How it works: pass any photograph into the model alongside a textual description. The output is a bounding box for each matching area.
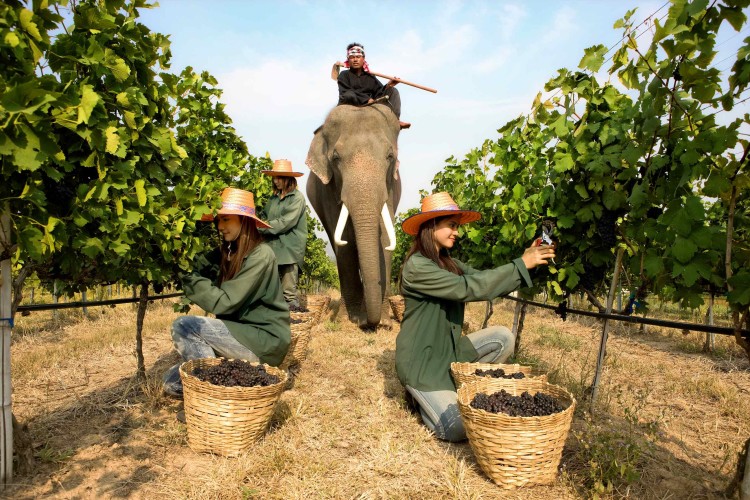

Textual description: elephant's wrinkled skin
[306,104,401,327]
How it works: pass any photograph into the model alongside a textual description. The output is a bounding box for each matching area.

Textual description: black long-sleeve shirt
[337,69,386,106]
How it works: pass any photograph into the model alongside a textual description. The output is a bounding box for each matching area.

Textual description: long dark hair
[273,176,297,197]
[403,215,463,277]
[219,216,263,283]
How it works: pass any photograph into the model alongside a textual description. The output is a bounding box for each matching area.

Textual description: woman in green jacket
[395,192,555,441]
[259,159,308,309]
[162,187,291,398]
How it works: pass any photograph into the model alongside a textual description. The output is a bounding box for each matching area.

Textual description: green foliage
[425,0,750,330]
[390,207,419,288]
[1,0,271,297]
[300,210,338,291]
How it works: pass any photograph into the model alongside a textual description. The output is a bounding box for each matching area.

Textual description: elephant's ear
[305,128,331,184]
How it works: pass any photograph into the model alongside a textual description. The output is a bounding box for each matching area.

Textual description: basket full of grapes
[450,362,546,388]
[179,358,287,456]
[457,378,576,489]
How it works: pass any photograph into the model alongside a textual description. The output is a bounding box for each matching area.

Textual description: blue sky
[137,0,741,219]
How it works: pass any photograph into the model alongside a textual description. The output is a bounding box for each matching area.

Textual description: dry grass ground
[3,294,749,499]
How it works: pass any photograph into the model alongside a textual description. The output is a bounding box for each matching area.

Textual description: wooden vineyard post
[512,296,527,355]
[589,247,624,410]
[0,207,13,487]
[704,293,715,353]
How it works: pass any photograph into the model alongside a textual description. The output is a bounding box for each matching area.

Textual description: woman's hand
[521,243,556,269]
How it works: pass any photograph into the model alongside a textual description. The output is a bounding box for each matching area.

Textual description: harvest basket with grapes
[179,358,287,456]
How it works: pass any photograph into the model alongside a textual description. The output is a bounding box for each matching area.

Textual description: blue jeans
[405,325,515,442]
[162,315,260,397]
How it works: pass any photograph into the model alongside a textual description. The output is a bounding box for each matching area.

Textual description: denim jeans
[279,263,299,308]
[162,315,260,397]
[406,325,515,442]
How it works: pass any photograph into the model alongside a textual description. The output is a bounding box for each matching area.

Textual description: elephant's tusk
[382,204,396,251]
[334,204,350,247]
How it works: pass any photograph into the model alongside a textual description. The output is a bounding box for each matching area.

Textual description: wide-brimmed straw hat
[401,192,481,236]
[199,188,271,228]
[261,159,304,177]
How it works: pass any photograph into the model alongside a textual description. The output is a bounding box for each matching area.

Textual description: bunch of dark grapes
[596,210,618,248]
[474,368,525,379]
[192,359,279,387]
[470,389,565,417]
[289,305,309,313]
[579,261,605,292]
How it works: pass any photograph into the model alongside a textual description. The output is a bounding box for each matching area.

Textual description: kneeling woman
[395,192,555,442]
[163,188,291,397]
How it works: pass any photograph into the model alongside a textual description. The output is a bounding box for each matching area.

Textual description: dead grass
[4,294,749,499]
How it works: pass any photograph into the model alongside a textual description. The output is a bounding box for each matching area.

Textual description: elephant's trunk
[347,203,386,326]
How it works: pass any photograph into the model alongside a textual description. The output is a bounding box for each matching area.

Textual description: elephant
[305,103,401,328]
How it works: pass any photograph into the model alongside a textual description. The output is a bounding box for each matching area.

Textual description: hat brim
[402,210,481,236]
[261,170,304,177]
[199,210,272,229]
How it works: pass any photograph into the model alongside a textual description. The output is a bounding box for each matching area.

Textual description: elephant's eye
[331,151,340,163]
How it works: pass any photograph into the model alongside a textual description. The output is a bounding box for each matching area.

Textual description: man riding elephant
[337,42,411,130]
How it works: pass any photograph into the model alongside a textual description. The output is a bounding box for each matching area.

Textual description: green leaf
[135,179,147,207]
[672,236,698,263]
[105,126,119,154]
[574,184,590,200]
[81,237,104,258]
[728,273,750,306]
[579,44,607,72]
[553,152,575,172]
[19,9,43,42]
[121,210,142,226]
[644,253,664,276]
[5,32,20,47]
[19,226,44,260]
[78,85,100,124]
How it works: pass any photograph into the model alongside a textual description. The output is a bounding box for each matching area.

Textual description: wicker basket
[179,358,287,456]
[450,362,547,388]
[305,295,331,322]
[290,311,315,323]
[457,378,576,489]
[388,295,405,322]
[280,320,313,369]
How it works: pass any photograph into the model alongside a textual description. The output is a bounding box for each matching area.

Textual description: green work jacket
[181,244,291,366]
[395,252,533,392]
[259,189,307,268]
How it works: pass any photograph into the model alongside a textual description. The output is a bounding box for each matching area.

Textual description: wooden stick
[332,62,437,93]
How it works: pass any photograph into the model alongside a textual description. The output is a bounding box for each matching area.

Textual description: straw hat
[200,188,271,228]
[401,192,481,236]
[261,159,304,177]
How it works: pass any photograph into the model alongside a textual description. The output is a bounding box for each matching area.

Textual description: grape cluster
[474,368,525,379]
[289,305,309,313]
[579,261,605,292]
[596,210,618,248]
[470,389,565,417]
[192,359,280,387]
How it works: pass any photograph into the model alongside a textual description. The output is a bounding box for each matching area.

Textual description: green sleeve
[259,194,305,235]
[182,247,274,315]
[402,255,532,302]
